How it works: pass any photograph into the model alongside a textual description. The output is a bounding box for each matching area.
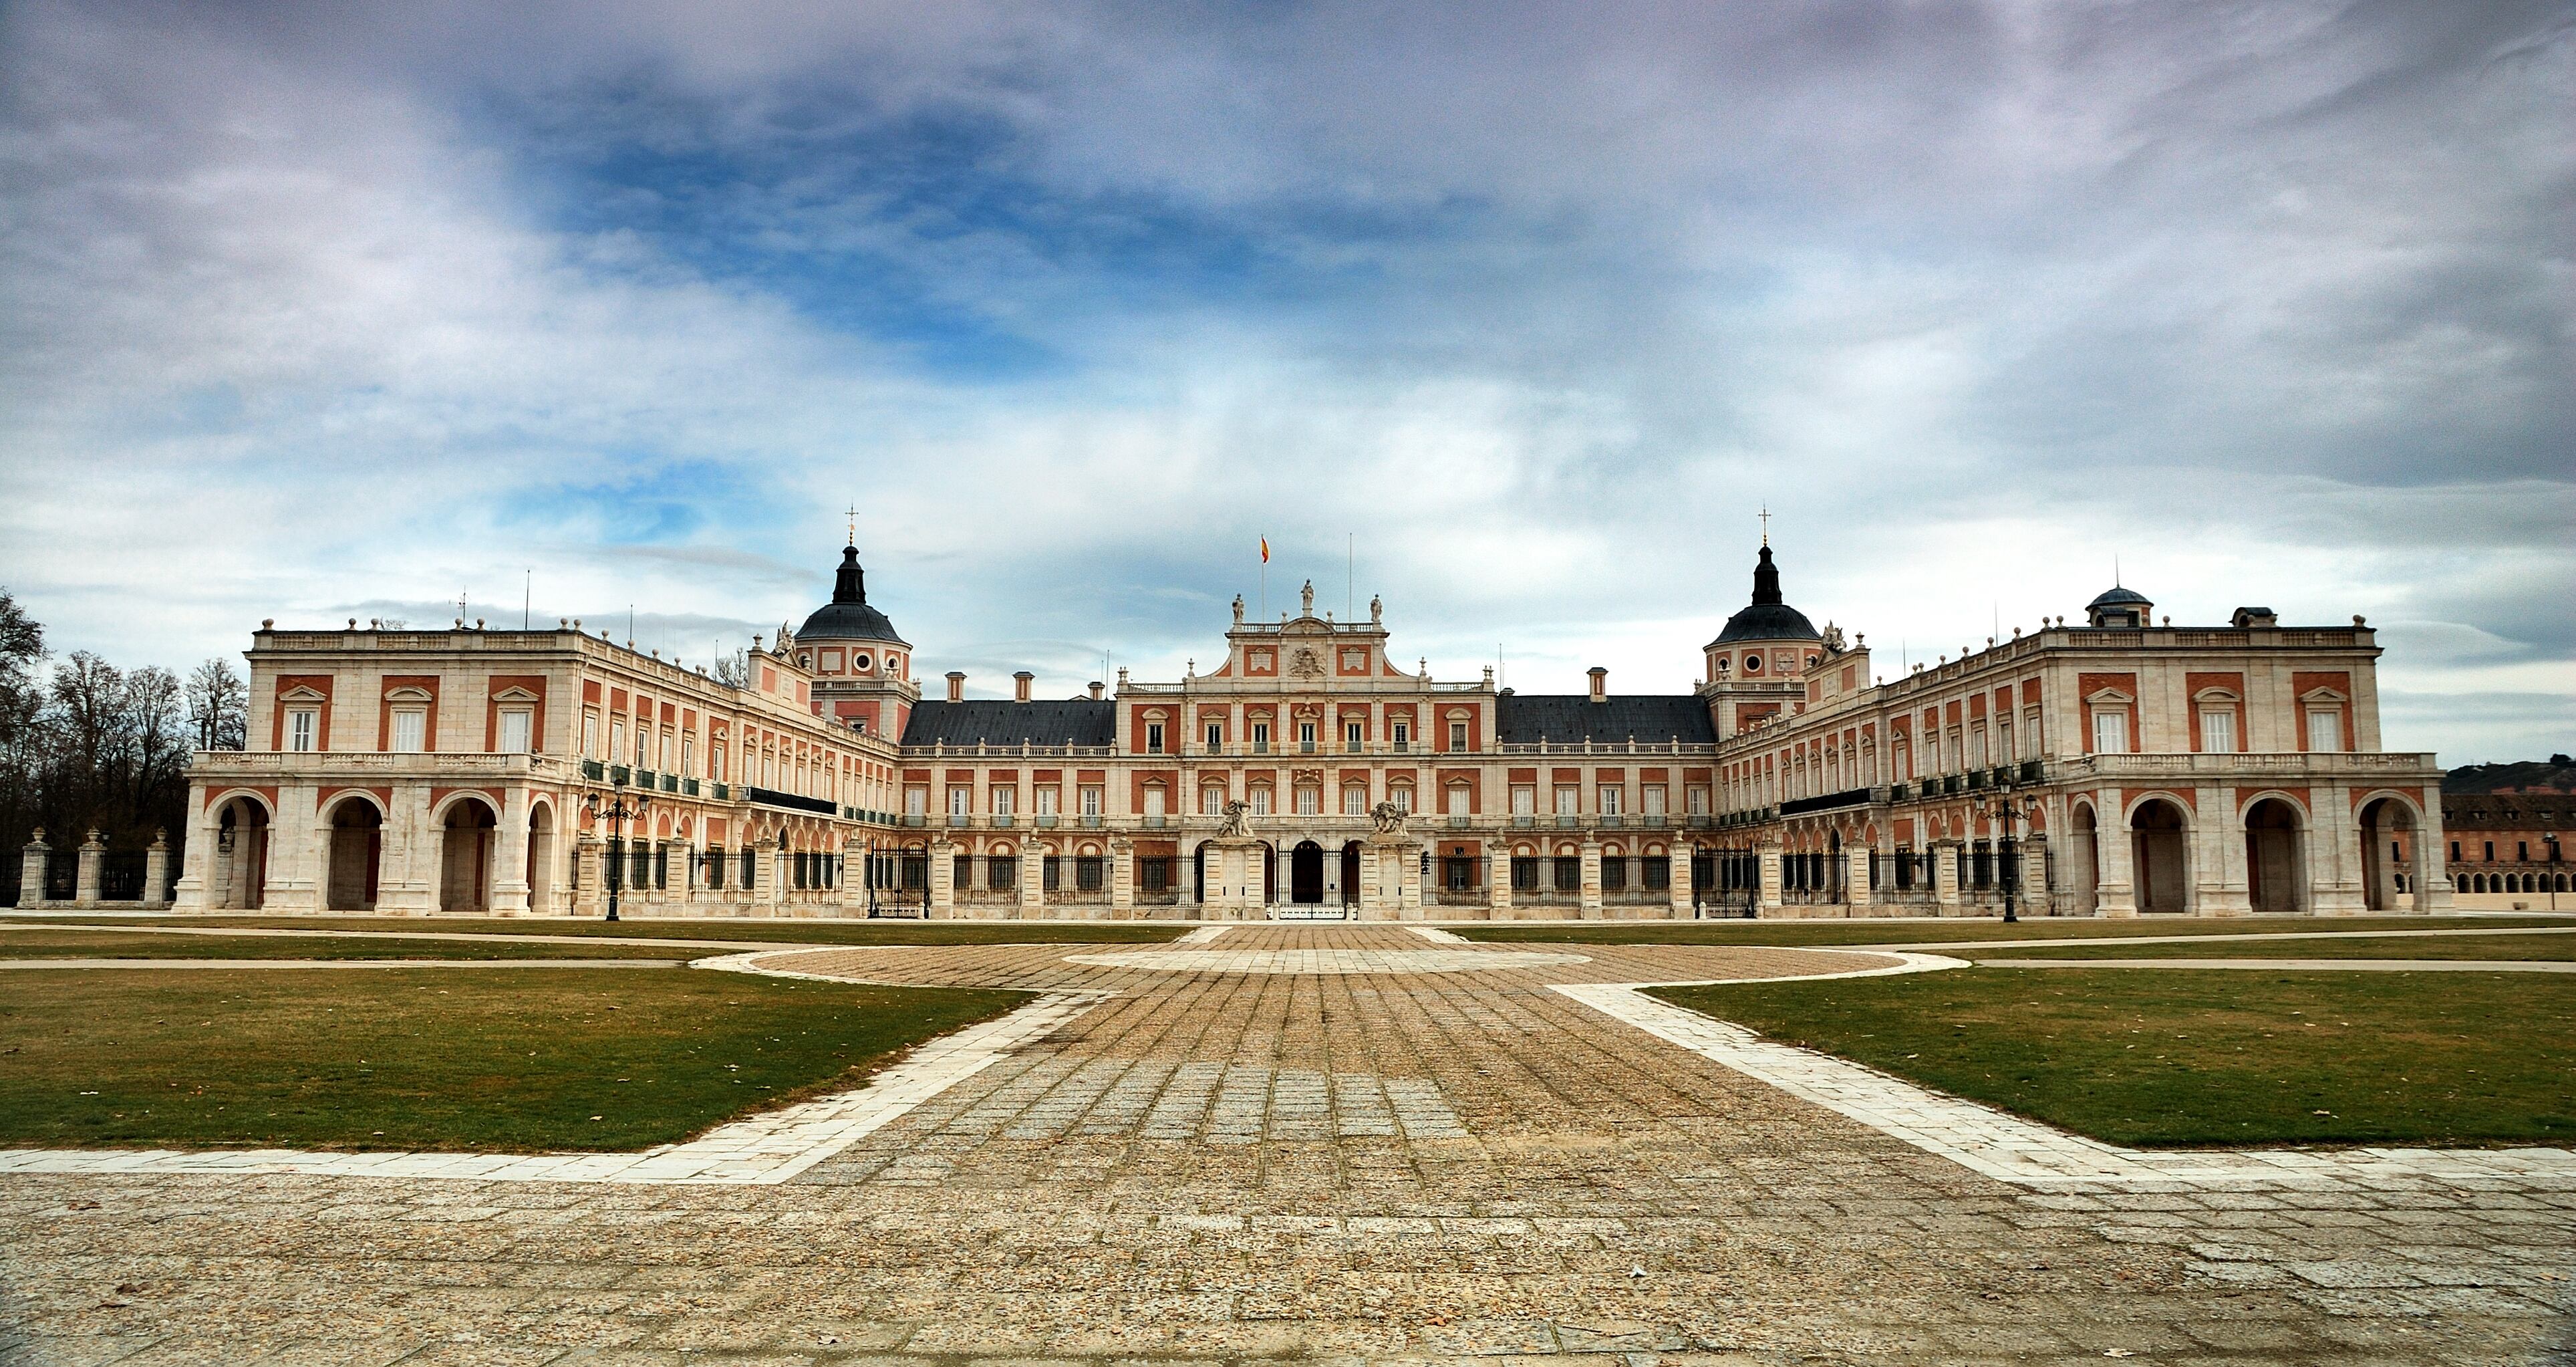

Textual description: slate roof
[900,699,1117,748]
[798,545,907,645]
[1497,694,1716,746]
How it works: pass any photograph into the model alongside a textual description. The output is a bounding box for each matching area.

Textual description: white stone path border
[0,956,1107,1186]
[1558,972,2576,1187]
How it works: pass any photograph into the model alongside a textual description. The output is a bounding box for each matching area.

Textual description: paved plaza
[3,926,2572,1365]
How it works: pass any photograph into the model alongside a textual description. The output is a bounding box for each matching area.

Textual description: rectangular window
[1144,786,1166,820]
[949,787,970,818]
[1445,785,1469,818]
[1081,785,1103,818]
[1251,721,1271,753]
[1642,857,1669,891]
[679,734,693,773]
[713,745,726,782]
[1449,721,1469,751]
[1294,787,1319,816]
[609,721,624,765]
[1036,787,1058,818]
[1510,856,1538,891]
[582,711,598,757]
[1390,787,1411,813]
[1391,721,1409,750]
[2485,842,2495,862]
[1346,720,1364,751]
[288,709,318,753]
[1208,787,1230,816]
[992,787,1014,818]
[1512,786,1534,816]
[1205,721,1223,750]
[500,709,532,755]
[1298,721,1316,753]
[905,786,926,818]
[1553,857,1580,892]
[1598,786,1622,817]
[1554,787,1578,816]
[1342,787,1367,816]
[1642,786,1666,818]
[2092,710,2128,754]
[1145,721,1165,753]
[2200,709,2236,753]
[1687,787,1708,816]
[391,710,425,753]
[1250,787,1272,816]
[1602,858,1627,892]
[2306,709,2341,752]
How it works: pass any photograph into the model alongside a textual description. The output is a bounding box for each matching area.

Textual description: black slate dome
[1715,545,1821,644]
[2086,586,2152,611]
[798,545,907,645]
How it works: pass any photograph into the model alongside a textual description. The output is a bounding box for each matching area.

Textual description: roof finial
[845,504,858,548]
[1759,505,1771,547]
[2114,552,2121,588]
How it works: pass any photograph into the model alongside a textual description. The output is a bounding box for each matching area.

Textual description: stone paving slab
[3,926,2571,1364]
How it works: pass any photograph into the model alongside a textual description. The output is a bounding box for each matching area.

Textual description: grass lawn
[0,968,1023,1151]
[0,914,1186,945]
[1972,933,2576,961]
[1455,913,2576,947]
[0,928,694,959]
[1651,968,2576,1146]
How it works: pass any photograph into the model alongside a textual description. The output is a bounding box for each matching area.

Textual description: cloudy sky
[1,1,2567,760]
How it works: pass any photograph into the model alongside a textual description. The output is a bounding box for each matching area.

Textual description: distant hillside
[2446,756,2576,795]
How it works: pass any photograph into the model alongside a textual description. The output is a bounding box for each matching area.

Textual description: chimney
[946,670,966,703]
[1013,670,1034,703]
[1588,666,1608,703]
[1087,680,1105,701]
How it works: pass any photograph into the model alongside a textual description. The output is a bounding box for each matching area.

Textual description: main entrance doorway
[1274,839,1346,919]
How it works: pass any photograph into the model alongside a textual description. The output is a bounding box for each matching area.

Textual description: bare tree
[710,647,750,688]
[187,658,248,751]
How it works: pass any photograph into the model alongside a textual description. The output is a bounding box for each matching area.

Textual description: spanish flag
[1260,537,1269,564]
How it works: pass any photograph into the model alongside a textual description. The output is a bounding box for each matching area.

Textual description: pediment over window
[2084,687,2134,706]
[2299,686,2349,705]
[384,687,434,705]
[279,686,327,703]
[490,687,540,704]
[2191,687,2241,704]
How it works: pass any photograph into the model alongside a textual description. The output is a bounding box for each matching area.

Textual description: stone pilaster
[1578,838,1603,919]
[18,830,47,907]
[928,836,954,917]
[490,788,532,916]
[1933,838,1962,909]
[1757,840,1783,914]
[143,830,171,908]
[1846,846,1872,909]
[1668,844,1693,918]
[1109,836,1134,915]
[75,829,105,906]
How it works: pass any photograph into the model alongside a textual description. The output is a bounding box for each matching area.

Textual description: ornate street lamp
[1989,786,2042,923]
[583,780,650,923]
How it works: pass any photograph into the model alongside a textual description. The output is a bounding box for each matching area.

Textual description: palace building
[166,539,2454,919]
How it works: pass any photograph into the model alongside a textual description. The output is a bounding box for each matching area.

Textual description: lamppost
[1990,791,2041,922]
[583,781,650,922]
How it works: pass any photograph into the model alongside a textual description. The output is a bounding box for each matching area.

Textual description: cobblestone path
[3,926,2570,1365]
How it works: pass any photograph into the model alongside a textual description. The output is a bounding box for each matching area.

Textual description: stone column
[2197,783,2249,915]
[268,783,321,912]
[1109,836,1135,915]
[571,833,602,916]
[2093,789,2138,917]
[1933,838,1962,910]
[1020,846,1045,918]
[1846,846,1873,910]
[18,830,48,907]
[172,788,212,909]
[1668,844,1693,918]
[1489,846,1515,918]
[1756,840,1783,914]
[490,788,532,916]
[2018,835,2051,916]
[2311,782,2367,915]
[1578,838,1603,919]
[2417,781,2454,912]
[928,836,954,917]
[374,781,432,914]
[75,829,106,906]
[143,830,172,908]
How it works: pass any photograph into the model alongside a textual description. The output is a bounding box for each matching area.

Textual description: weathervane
[1758,506,1771,547]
